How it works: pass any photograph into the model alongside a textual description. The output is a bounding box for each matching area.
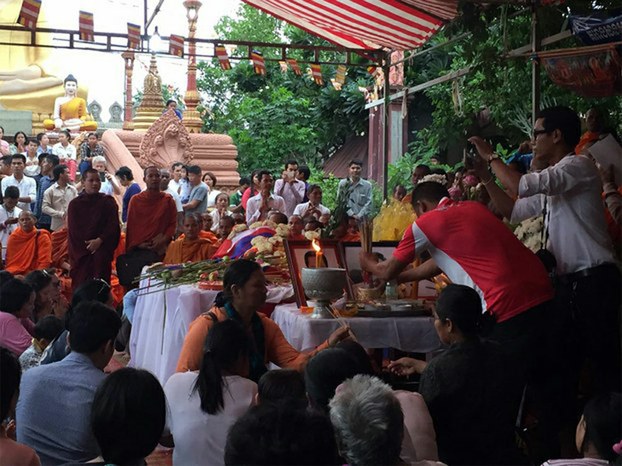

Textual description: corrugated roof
[323,135,368,179]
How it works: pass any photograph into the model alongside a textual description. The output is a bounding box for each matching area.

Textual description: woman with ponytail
[389,284,524,465]
[164,320,256,466]
[176,259,350,379]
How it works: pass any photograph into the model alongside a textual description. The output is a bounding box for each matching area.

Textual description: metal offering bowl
[301,268,347,319]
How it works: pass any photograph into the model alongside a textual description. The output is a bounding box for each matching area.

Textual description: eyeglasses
[532,129,550,139]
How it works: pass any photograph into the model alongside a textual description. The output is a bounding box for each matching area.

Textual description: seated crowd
[0,105,621,466]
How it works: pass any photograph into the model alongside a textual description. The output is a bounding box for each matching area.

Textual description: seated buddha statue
[43,74,97,132]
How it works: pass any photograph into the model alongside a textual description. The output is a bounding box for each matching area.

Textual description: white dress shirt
[52,143,77,161]
[1,175,37,211]
[293,201,330,218]
[210,209,233,231]
[42,182,79,231]
[0,204,22,260]
[511,154,616,274]
[165,187,183,213]
[245,193,286,224]
[274,179,306,217]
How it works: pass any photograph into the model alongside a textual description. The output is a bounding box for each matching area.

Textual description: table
[271,303,442,353]
[129,280,293,384]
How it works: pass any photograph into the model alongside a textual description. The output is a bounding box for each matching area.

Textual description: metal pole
[382,52,391,199]
[531,1,540,126]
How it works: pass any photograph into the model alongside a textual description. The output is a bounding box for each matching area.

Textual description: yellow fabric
[43,97,97,131]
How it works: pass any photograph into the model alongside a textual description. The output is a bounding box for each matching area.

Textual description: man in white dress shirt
[274,160,306,217]
[293,184,330,219]
[470,105,620,395]
[246,171,286,224]
[0,154,37,211]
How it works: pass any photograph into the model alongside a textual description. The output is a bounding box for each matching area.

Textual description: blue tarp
[569,13,622,45]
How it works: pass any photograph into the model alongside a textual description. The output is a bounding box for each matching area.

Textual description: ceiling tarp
[242,0,459,50]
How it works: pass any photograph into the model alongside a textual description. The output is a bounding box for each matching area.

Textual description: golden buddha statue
[43,74,97,132]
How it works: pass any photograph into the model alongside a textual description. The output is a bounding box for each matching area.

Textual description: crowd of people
[0,104,621,466]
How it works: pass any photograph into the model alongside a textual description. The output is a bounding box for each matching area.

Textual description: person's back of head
[0,347,21,420]
[436,283,483,337]
[578,392,622,464]
[411,181,450,207]
[115,166,134,181]
[91,367,166,465]
[0,278,34,315]
[194,319,250,415]
[335,340,375,376]
[71,278,113,310]
[225,401,339,465]
[257,369,306,406]
[4,185,19,200]
[65,301,121,356]
[0,270,14,287]
[329,374,404,466]
[267,211,287,225]
[305,348,367,413]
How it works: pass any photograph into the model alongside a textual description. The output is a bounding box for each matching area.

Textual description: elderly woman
[5,211,52,275]
[176,259,350,379]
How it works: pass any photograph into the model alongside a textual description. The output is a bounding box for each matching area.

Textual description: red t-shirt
[394,198,554,323]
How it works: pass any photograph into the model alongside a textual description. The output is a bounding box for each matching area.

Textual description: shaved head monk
[67,169,120,291]
[125,166,177,257]
[163,213,213,264]
[5,211,52,275]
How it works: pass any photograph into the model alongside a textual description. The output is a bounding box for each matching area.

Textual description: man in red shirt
[361,181,554,374]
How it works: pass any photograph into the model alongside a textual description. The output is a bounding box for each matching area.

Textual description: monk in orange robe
[200,212,220,243]
[5,211,52,275]
[163,214,213,264]
[125,167,177,255]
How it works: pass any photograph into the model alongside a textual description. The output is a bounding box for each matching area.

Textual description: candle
[312,238,323,268]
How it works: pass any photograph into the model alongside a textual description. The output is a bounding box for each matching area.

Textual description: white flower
[304,230,320,241]
[420,174,448,186]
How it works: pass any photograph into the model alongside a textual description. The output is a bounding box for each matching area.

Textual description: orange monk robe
[163,237,214,264]
[51,227,69,269]
[575,131,601,155]
[200,230,219,243]
[110,232,126,307]
[341,232,361,242]
[125,191,177,252]
[5,227,52,275]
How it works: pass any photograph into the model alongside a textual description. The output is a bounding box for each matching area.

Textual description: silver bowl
[301,268,347,319]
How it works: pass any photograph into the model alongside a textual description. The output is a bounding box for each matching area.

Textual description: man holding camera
[469,106,620,395]
[274,160,306,217]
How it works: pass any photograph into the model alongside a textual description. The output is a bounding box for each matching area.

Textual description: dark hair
[285,159,298,169]
[52,164,68,181]
[71,279,112,309]
[220,215,235,227]
[193,320,250,415]
[249,169,262,196]
[92,368,166,464]
[0,279,33,315]
[44,153,60,167]
[11,154,26,164]
[436,284,483,336]
[0,347,21,420]
[536,106,581,149]
[239,176,251,187]
[186,164,201,175]
[349,160,363,168]
[64,74,77,85]
[1,155,12,166]
[335,340,375,375]
[580,392,622,463]
[115,166,134,181]
[36,132,46,143]
[297,165,311,181]
[203,171,217,186]
[13,131,27,145]
[414,164,431,175]
[34,315,64,341]
[87,132,98,139]
[411,181,450,207]
[258,369,306,406]
[66,301,121,353]
[268,211,288,225]
[215,260,261,307]
[0,271,14,287]
[307,184,321,195]
[171,161,184,170]
[305,348,367,413]
[224,402,339,465]
[59,129,71,141]
[26,137,37,146]
[258,170,272,181]
[215,192,229,203]
[430,167,446,176]
[24,270,53,293]
[83,168,99,179]
[4,186,19,199]
[165,99,176,107]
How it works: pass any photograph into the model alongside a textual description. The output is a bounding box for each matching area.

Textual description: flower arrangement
[420,174,448,186]
[513,216,544,253]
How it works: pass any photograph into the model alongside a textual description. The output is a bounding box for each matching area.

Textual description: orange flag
[311,64,323,85]
[17,0,41,29]
[250,50,266,76]
[215,45,231,70]
[79,11,94,42]
[287,58,302,76]
[127,23,141,49]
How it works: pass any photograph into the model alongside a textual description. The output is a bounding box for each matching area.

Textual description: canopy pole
[531,1,540,126]
[382,52,391,199]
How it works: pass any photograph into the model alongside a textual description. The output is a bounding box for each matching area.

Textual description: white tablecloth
[271,303,442,353]
[129,280,293,384]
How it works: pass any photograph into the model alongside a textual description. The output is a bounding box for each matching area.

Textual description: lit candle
[312,238,323,268]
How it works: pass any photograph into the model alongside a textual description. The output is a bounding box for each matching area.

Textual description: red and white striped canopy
[242,0,458,50]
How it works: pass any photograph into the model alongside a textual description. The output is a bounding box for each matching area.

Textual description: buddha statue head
[64,74,78,97]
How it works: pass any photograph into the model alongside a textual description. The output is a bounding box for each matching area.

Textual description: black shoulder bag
[534,196,557,280]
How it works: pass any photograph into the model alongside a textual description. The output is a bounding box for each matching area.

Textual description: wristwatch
[487,153,500,164]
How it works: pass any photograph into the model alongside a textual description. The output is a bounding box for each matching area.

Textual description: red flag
[17,0,41,29]
[79,11,94,42]
[311,64,323,85]
[287,58,302,76]
[250,50,266,76]
[127,23,141,50]
[169,34,184,57]
[215,45,231,70]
